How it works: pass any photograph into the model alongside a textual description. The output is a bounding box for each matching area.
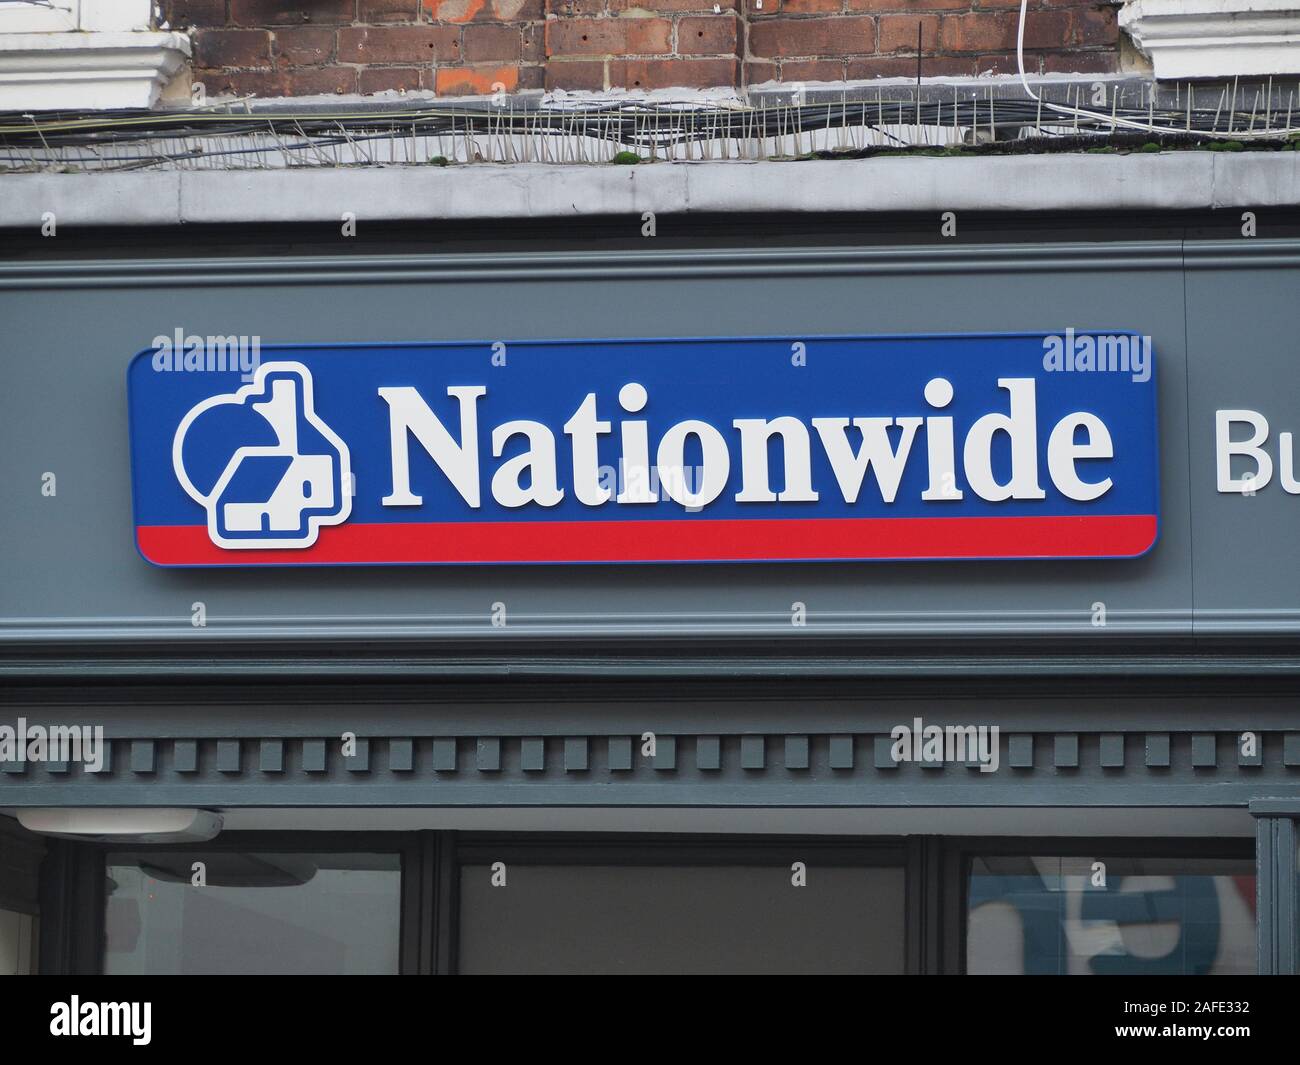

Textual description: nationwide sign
[126,334,1159,566]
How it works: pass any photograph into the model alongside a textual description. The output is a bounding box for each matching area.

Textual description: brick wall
[164,0,1118,98]
[745,0,1118,84]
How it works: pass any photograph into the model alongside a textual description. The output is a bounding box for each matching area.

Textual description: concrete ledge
[0,152,1297,228]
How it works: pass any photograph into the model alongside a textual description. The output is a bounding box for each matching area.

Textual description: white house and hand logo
[171,362,351,549]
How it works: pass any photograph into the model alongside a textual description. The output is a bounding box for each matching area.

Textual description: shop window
[0,815,43,974]
[104,852,401,975]
[459,862,905,974]
[967,856,1255,975]
[0,909,38,975]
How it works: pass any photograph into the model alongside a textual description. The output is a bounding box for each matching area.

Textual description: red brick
[491,0,545,17]
[545,59,606,88]
[849,0,962,9]
[1021,9,1071,48]
[360,66,426,93]
[517,64,546,88]
[779,58,844,80]
[678,15,738,55]
[422,0,490,21]
[977,50,1034,73]
[194,28,272,68]
[611,0,738,9]
[548,0,606,13]
[196,69,288,96]
[162,0,227,27]
[229,1,355,26]
[608,56,739,87]
[285,66,360,94]
[972,0,1024,8]
[464,24,523,59]
[851,54,972,77]
[339,26,463,62]
[493,0,540,15]
[844,55,917,78]
[423,0,543,20]
[546,17,673,57]
[939,12,1016,52]
[521,24,546,60]
[1071,6,1117,46]
[435,64,520,94]
[272,27,335,65]
[878,13,939,52]
[1042,48,1117,73]
[744,60,779,83]
[745,0,779,15]
[748,16,876,57]
[781,0,841,12]
[360,1,423,20]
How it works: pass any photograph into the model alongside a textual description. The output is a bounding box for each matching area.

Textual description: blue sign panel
[127,332,1159,566]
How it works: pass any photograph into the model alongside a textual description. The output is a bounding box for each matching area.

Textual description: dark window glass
[104,852,401,975]
[459,863,905,974]
[0,818,42,975]
[0,909,38,975]
[967,856,1255,975]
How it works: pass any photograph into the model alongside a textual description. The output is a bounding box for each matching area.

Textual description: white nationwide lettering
[379,385,486,507]
[373,378,1118,512]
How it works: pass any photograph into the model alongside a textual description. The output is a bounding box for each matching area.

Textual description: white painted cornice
[0,2,189,110]
[1120,0,1300,79]
[0,31,191,110]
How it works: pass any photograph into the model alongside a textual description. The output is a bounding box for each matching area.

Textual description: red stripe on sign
[135,515,1158,565]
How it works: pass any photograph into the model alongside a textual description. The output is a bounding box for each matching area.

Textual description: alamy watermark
[604,460,713,511]
[890,717,1000,773]
[150,328,261,382]
[1042,329,1151,383]
[50,997,150,1046]
[0,718,105,772]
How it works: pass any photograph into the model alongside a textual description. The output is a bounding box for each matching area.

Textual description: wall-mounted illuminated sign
[127,333,1159,566]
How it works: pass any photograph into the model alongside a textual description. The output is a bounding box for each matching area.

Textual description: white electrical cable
[1016,0,1037,104]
